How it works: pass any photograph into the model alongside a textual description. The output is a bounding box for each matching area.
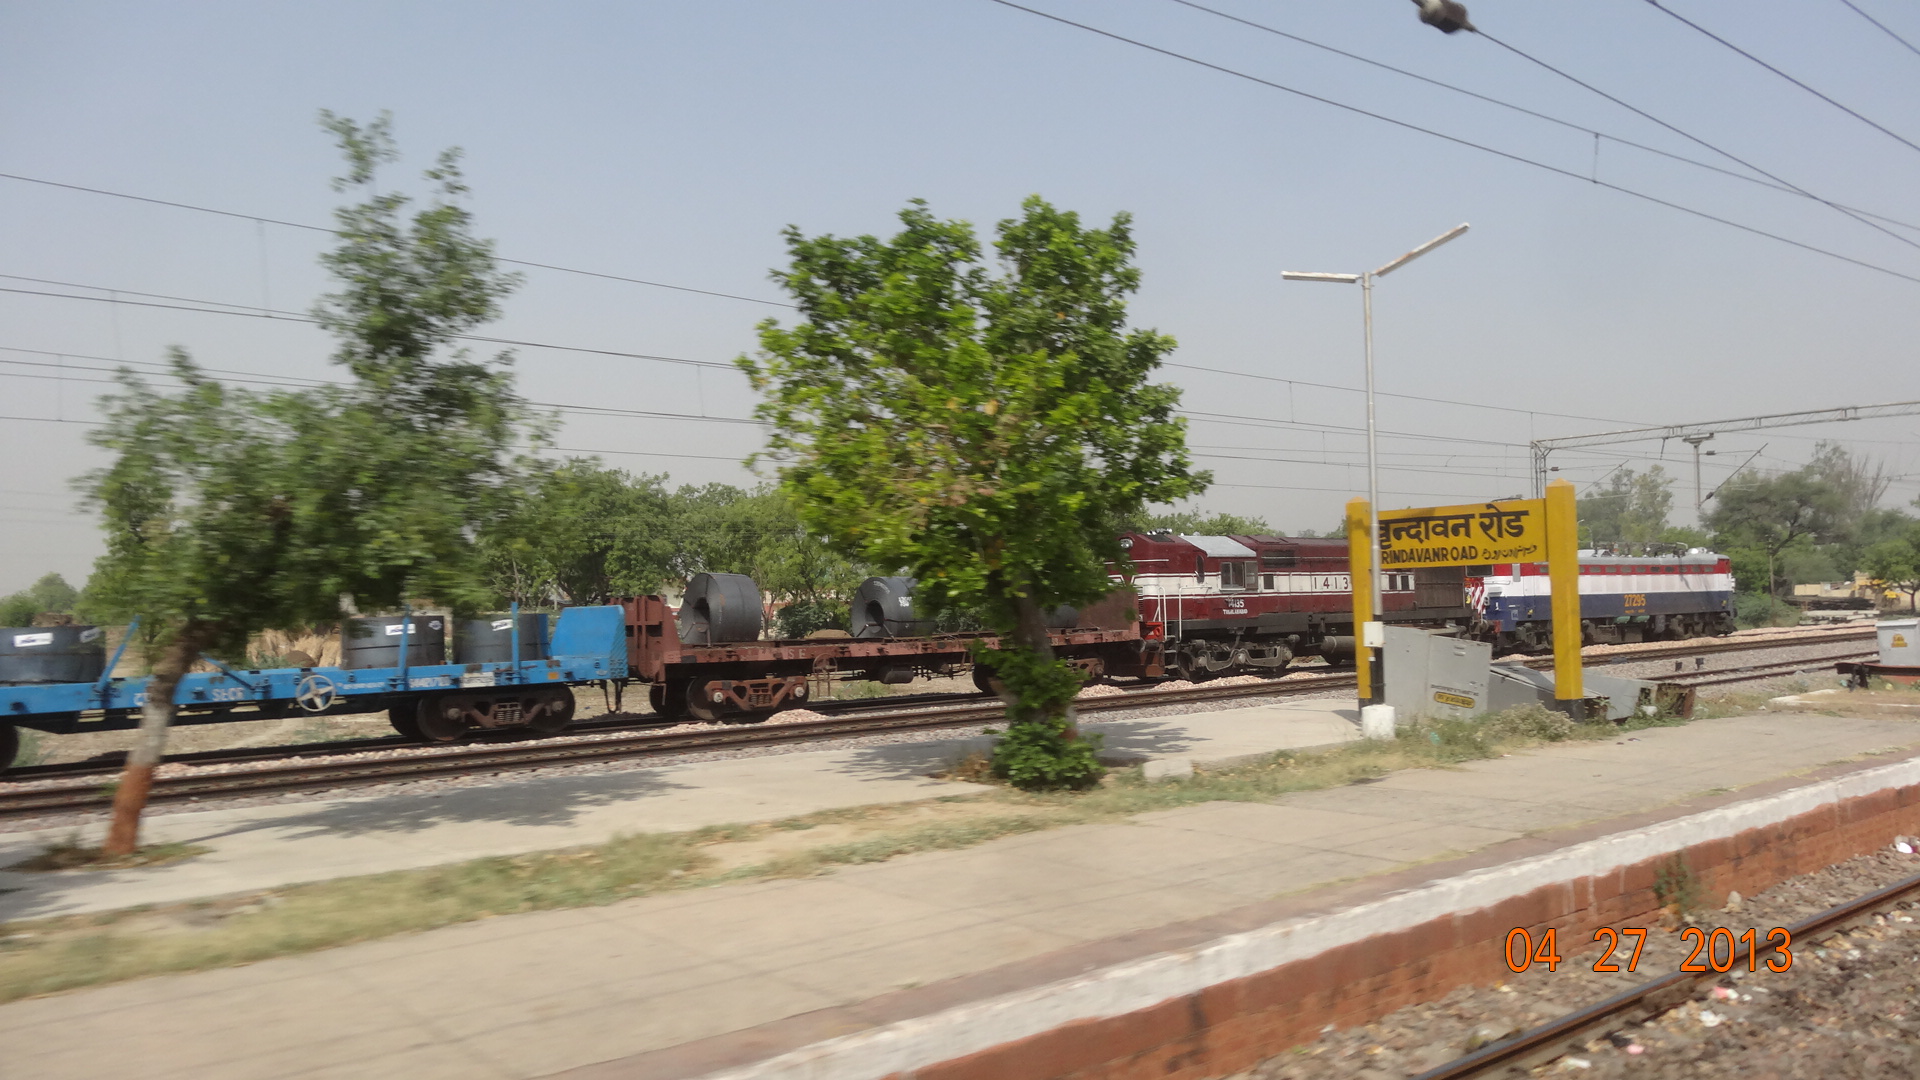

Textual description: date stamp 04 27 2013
[1504,927,1794,975]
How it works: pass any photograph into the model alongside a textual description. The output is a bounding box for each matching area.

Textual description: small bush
[1652,853,1701,913]
[1481,703,1576,742]
[1735,592,1800,629]
[979,645,1105,790]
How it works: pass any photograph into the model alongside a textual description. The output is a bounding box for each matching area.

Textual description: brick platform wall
[893,782,1920,1080]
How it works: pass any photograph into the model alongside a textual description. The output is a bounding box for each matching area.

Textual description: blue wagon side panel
[551,606,628,679]
[1,606,631,734]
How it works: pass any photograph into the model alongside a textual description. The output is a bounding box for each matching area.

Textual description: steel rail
[1661,651,1878,688]
[1410,870,1920,1079]
[0,628,1872,816]
[0,687,1020,783]
[1516,627,1871,670]
[0,673,1359,818]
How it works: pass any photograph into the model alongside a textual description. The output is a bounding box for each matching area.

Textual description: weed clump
[6,837,208,873]
[1482,703,1576,743]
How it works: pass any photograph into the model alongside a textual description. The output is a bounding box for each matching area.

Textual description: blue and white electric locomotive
[1470,549,1735,649]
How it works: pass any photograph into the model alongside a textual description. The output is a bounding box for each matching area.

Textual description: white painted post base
[1360,704,1398,740]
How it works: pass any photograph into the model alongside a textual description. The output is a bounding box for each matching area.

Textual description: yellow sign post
[1350,479,1586,717]
[1344,498,1377,705]
[1544,479,1583,714]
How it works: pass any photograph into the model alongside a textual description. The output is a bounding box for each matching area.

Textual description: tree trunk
[1766,551,1778,623]
[102,620,214,856]
[1008,592,1077,734]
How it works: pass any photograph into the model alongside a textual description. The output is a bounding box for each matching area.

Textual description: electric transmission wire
[0,172,795,309]
[1642,0,1920,156]
[1163,0,1920,233]
[3,272,1664,431]
[1838,0,1920,59]
[1465,25,1920,254]
[0,282,740,372]
[1161,362,1638,426]
[980,0,1920,283]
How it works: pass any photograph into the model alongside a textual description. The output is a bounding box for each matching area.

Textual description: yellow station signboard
[1349,482,1583,716]
[1376,498,1547,568]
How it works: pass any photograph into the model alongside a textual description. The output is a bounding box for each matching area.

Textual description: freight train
[0,534,1735,768]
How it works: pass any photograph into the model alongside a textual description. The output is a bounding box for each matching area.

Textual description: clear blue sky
[3,0,1918,593]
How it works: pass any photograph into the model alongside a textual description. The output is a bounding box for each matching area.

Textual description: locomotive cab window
[1195,555,1206,583]
[1221,561,1253,591]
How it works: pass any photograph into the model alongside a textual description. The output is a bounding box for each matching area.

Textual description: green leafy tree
[83,113,535,855]
[1864,529,1920,611]
[484,461,677,604]
[1659,525,1711,550]
[740,197,1206,788]
[662,483,867,636]
[1706,466,1847,603]
[0,572,78,626]
[1577,466,1673,547]
[1129,509,1273,535]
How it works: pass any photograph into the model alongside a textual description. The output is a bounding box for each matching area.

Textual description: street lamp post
[1283,223,1469,705]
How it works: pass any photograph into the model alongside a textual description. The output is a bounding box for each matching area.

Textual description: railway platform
[0,697,1363,922]
[2,704,1918,1079]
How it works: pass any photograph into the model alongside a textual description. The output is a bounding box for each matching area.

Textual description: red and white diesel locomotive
[1115,532,1734,680]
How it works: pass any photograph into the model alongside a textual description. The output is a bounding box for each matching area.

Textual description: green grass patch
[0,832,704,1002]
[6,839,209,873]
[0,702,1706,1002]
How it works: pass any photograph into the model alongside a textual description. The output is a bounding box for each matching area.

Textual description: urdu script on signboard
[1375,498,1547,568]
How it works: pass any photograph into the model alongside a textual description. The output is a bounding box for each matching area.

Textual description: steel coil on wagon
[344,616,447,669]
[678,573,765,644]
[0,625,106,685]
[849,577,937,639]
[454,613,548,664]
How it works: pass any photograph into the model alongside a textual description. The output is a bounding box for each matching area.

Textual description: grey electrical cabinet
[1383,626,1491,721]
[1485,663,1671,722]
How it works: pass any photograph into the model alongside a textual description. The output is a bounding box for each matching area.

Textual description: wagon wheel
[415,696,468,743]
[294,674,338,713]
[686,682,724,723]
[970,663,1007,698]
[649,680,688,720]
[527,687,576,734]
[387,701,425,741]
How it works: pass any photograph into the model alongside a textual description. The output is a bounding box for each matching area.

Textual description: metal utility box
[1384,625,1491,720]
[1486,663,1689,721]
[1879,619,1920,666]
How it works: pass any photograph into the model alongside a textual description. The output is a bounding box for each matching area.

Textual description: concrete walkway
[3,707,1918,1080]
[0,698,1361,921]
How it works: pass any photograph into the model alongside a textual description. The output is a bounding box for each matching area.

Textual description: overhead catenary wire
[1838,0,1920,59]
[1164,0,1920,233]
[979,1,1920,283]
[0,283,740,372]
[1465,24,1920,255]
[0,274,1664,434]
[0,172,795,310]
[1642,0,1920,157]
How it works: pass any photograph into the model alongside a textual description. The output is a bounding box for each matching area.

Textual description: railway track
[0,628,1873,820]
[1658,651,1878,689]
[1411,869,1920,1079]
[0,671,1358,819]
